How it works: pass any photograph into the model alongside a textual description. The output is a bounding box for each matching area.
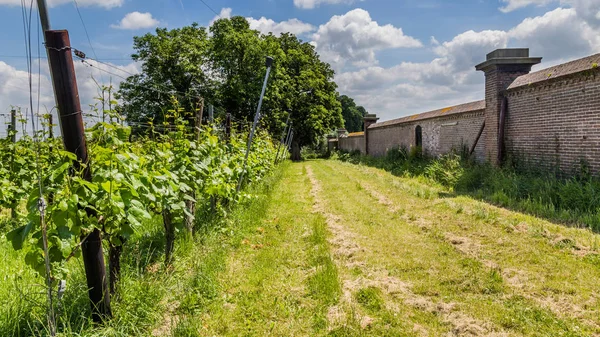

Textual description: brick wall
[366,111,485,160]
[483,67,532,164]
[339,134,365,154]
[505,71,600,173]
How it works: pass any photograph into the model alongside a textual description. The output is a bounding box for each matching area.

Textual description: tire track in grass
[307,163,502,336]
[175,164,322,336]
[331,160,600,335]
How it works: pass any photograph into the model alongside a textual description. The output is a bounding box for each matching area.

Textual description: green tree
[117,23,213,128]
[272,33,343,161]
[118,19,342,161]
[338,95,368,132]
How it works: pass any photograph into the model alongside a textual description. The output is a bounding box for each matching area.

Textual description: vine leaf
[6,222,33,250]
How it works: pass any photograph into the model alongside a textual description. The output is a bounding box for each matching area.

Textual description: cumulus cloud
[209,8,314,36]
[499,0,554,13]
[111,12,160,30]
[248,17,315,36]
[334,7,600,120]
[0,59,140,137]
[293,0,354,9]
[312,8,422,68]
[0,0,122,9]
[209,7,232,26]
[500,0,600,28]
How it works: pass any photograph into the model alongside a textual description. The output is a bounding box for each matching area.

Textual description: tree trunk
[81,229,112,322]
[185,195,195,235]
[108,238,124,295]
[291,141,302,162]
[163,209,175,265]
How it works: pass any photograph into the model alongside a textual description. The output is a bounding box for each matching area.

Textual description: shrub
[425,154,464,188]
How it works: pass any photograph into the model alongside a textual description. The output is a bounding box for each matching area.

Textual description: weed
[355,287,384,312]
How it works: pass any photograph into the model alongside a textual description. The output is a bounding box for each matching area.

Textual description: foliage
[117,23,213,127]
[118,18,344,156]
[0,92,277,331]
[338,94,368,132]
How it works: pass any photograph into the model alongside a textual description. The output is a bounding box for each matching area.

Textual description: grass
[337,148,600,231]
[2,159,600,336]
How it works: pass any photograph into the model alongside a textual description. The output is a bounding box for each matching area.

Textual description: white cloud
[293,0,354,9]
[208,8,314,37]
[508,7,598,59]
[334,7,600,120]
[111,12,159,30]
[312,8,422,68]
[0,59,140,137]
[500,0,600,28]
[499,0,554,13]
[0,0,122,9]
[248,17,315,36]
[209,7,232,26]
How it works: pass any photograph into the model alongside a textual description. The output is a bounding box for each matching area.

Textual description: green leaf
[59,200,68,212]
[6,222,33,250]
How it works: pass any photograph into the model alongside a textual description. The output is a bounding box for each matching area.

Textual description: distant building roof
[347,132,364,137]
[508,53,600,90]
[370,100,485,129]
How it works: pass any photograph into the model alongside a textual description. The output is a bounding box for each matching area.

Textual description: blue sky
[1,0,599,135]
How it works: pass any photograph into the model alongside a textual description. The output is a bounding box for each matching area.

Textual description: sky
[1,0,599,136]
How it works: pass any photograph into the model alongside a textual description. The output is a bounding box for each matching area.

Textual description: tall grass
[337,148,600,231]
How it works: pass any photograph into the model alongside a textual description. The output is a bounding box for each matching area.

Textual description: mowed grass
[310,159,600,336]
[2,160,600,336]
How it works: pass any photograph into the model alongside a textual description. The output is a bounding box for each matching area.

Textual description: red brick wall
[504,72,600,173]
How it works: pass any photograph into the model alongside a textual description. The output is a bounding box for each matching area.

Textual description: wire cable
[199,0,219,16]
[72,0,104,83]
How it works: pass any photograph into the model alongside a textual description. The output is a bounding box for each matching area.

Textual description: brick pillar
[363,114,379,155]
[476,49,541,165]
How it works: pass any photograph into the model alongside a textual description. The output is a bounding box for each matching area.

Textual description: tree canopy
[338,95,368,132]
[118,17,353,158]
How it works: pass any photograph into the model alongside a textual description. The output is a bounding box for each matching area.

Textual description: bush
[425,154,464,188]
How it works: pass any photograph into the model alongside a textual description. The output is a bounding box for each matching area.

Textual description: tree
[209,17,273,123]
[272,33,343,161]
[117,23,213,128]
[117,19,343,161]
[338,95,368,132]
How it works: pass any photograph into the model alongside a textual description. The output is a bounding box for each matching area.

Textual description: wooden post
[10,109,16,143]
[48,114,54,139]
[470,121,485,157]
[10,109,17,220]
[45,29,111,322]
[225,113,231,144]
[196,98,204,138]
[498,97,507,165]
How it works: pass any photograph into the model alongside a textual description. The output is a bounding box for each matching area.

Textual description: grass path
[188,160,600,336]
[310,160,600,336]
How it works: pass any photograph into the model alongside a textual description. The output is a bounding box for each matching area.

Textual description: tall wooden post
[45,30,112,322]
[196,98,204,137]
[10,109,16,143]
[48,114,54,139]
[10,109,17,220]
[225,113,231,144]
